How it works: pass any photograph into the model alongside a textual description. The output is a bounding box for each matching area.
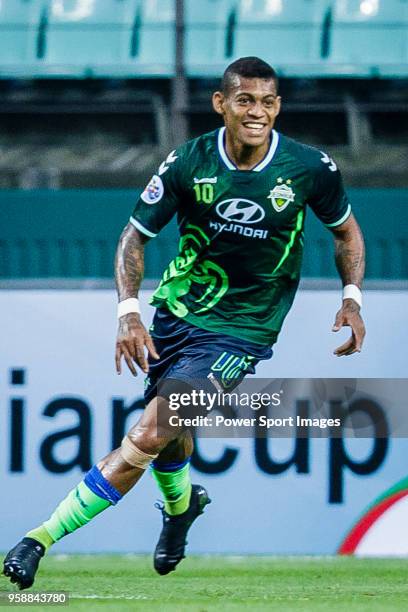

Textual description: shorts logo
[216,199,265,224]
[141,174,164,204]
[267,178,295,213]
[210,351,256,389]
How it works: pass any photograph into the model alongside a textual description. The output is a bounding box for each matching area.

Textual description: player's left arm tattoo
[331,213,365,291]
[329,213,366,356]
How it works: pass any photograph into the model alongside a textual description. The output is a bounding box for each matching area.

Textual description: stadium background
[1,0,408,560]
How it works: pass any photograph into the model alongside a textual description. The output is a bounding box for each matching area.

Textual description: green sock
[26,481,111,551]
[25,526,54,550]
[151,462,192,516]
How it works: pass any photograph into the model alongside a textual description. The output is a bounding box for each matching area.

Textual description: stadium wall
[1,288,407,555]
[1,188,407,280]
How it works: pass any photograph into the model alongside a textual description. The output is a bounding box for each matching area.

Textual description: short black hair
[221,57,279,95]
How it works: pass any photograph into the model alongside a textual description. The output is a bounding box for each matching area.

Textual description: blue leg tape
[84,466,122,505]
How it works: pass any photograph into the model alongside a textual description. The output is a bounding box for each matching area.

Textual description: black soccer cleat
[154,484,211,576]
[2,538,45,590]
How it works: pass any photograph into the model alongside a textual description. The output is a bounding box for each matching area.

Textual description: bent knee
[120,396,182,467]
[120,434,158,468]
[120,425,174,467]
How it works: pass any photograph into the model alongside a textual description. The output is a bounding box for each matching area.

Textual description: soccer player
[3,57,365,589]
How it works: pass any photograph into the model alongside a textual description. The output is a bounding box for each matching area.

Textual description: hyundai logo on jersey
[216,199,265,224]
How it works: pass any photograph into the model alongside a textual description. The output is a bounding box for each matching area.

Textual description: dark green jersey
[131,128,351,345]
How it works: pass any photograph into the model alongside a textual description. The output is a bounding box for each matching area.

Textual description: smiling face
[212,75,281,149]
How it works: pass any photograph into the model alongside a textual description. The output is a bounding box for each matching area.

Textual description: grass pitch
[1,555,407,611]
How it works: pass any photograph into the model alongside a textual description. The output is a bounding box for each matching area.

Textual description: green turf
[1,555,407,611]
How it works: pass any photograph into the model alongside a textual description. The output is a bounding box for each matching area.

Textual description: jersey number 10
[193,183,214,204]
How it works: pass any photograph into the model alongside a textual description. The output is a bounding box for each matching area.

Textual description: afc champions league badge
[267,177,295,213]
[141,174,164,204]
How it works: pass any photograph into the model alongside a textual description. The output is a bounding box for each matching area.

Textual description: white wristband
[342,284,362,308]
[117,298,140,319]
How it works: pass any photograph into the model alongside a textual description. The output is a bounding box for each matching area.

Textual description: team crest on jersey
[267,178,295,213]
[141,174,164,204]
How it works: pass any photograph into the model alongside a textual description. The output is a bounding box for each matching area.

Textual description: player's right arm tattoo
[331,213,365,290]
[114,224,158,375]
[115,223,148,301]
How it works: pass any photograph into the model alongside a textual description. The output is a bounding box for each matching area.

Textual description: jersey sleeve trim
[324,204,352,228]
[129,216,157,238]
